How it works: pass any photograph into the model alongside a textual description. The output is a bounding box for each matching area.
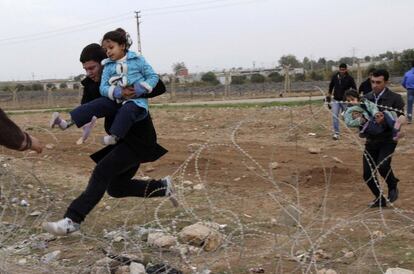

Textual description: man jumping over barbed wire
[43,43,177,236]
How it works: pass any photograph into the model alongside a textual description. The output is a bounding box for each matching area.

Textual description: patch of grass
[6,107,73,116]
[153,100,323,110]
[4,99,323,115]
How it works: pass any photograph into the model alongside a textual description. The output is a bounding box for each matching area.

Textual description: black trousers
[363,141,399,199]
[64,142,166,223]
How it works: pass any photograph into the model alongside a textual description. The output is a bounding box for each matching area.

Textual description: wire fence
[0,93,413,273]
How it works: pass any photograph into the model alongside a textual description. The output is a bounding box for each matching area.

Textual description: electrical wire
[0,0,266,45]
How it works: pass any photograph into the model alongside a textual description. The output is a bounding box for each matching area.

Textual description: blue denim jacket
[100,51,159,111]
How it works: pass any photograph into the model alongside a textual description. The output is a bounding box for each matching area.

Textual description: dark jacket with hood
[329,72,356,100]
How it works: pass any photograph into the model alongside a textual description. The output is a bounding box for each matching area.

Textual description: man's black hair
[372,69,389,81]
[368,67,376,74]
[79,43,107,63]
[339,63,347,69]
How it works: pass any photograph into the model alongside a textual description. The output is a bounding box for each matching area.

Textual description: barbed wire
[0,89,413,273]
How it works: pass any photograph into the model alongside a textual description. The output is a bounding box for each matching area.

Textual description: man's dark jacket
[358,78,372,95]
[329,72,356,100]
[363,88,404,143]
[81,78,101,105]
[80,77,168,163]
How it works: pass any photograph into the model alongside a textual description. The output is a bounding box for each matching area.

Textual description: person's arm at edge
[0,109,42,153]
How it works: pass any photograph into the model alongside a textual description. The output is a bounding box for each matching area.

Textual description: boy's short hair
[339,63,347,69]
[79,43,107,64]
[344,89,360,100]
[372,69,389,81]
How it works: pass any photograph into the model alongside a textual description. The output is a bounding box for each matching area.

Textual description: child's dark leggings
[70,97,147,139]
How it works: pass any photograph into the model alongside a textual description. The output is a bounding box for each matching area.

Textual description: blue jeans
[70,97,148,139]
[331,100,346,134]
[407,89,414,122]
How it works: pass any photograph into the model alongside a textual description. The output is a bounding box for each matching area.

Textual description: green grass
[4,100,324,115]
[153,100,323,109]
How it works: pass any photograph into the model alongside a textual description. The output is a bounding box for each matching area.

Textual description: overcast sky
[0,0,413,81]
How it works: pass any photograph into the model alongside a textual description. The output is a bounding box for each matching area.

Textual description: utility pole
[134,11,142,54]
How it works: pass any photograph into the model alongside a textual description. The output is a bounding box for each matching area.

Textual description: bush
[294,74,305,81]
[250,74,266,83]
[309,71,324,81]
[231,75,246,85]
[201,72,220,85]
[268,72,284,82]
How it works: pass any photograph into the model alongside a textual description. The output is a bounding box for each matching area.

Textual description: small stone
[29,211,42,216]
[234,177,241,181]
[114,236,124,242]
[193,184,205,190]
[332,156,343,164]
[308,147,321,154]
[18,258,27,265]
[20,200,29,207]
[45,144,55,149]
[129,262,146,274]
[41,250,61,263]
[385,267,413,274]
[270,162,279,169]
[147,232,176,248]
[344,251,354,258]
[183,180,193,186]
[373,230,385,238]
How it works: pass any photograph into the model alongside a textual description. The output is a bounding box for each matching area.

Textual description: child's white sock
[50,112,68,129]
[101,135,118,145]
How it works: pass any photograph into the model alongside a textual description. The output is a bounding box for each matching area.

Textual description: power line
[0,0,266,46]
[0,16,132,46]
[144,0,266,16]
[0,12,132,43]
[0,0,241,43]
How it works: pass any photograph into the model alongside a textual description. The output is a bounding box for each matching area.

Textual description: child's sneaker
[49,112,67,129]
[42,217,80,236]
[162,176,179,207]
[76,116,97,145]
[101,135,118,145]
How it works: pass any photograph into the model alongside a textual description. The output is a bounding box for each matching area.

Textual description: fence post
[284,65,291,96]
[170,76,176,102]
[12,88,17,107]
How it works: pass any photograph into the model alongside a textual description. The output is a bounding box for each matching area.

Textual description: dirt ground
[1,102,414,274]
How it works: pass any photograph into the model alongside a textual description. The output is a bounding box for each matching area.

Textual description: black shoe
[369,198,387,208]
[388,187,399,203]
